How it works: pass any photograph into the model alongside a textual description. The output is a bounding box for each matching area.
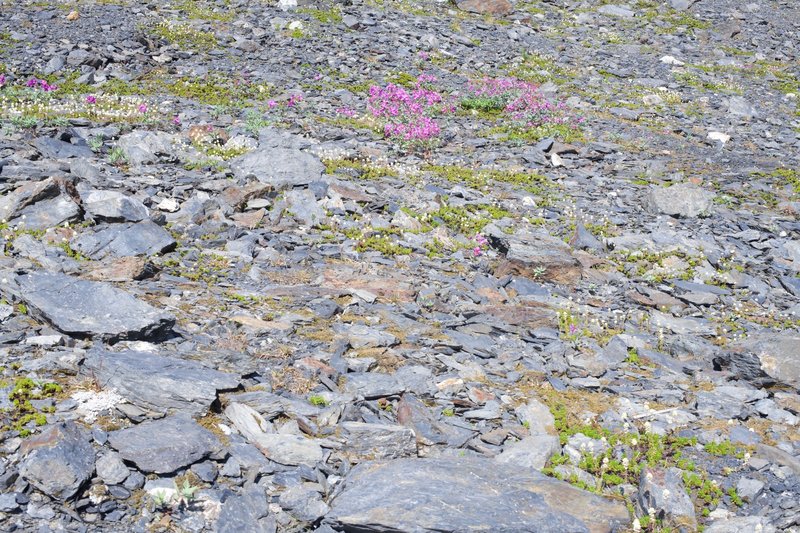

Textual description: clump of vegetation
[3,377,62,437]
[149,20,218,51]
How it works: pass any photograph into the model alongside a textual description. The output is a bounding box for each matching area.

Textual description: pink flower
[0,74,6,87]
[267,100,277,109]
[137,103,148,113]
[287,93,303,107]
[172,115,181,125]
[86,95,96,104]
[417,51,430,61]
[336,106,356,117]
[569,324,577,335]
[473,247,483,257]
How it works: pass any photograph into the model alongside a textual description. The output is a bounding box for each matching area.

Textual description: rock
[18,422,94,501]
[284,188,326,227]
[325,457,630,532]
[456,0,512,16]
[116,131,183,166]
[495,435,561,470]
[279,485,330,522]
[396,393,475,447]
[340,422,417,461]
[230,148,325,188]
[704,516,776,533]
[83,256,157,282]
[728,96,757,119]
[342,372,405,399]
[637,467,697,530]
[82,348,240,416]
[82,190,149,222]
[490,228,582,285]
[95,451,129,485]
[515,398,556,436]
[2,271,174,341]
[736,477,765,502]
[225,403,323,466]
[108,415,221,474]
[71,221,176,259]
[646,183,715,218]
[0,177,81,230]
[598,5,635,17]
[216,486,275,533]
[726,335,800,389]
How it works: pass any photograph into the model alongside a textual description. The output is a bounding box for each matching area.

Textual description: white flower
[632,518,641,532]
[663,489,671,499]
[646,472,654,482]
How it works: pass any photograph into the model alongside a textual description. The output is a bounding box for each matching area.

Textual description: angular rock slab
[83,349,240,416]
[108,415,221,474]
[230,147,325,188]
[19,422,95,501]
[82,190,149,222]
[340,422,417,462]
[727,335,800,389]
[646,183,715,218]
[71,221,176,260]
[3,271,174,341]
[325,457,630,532]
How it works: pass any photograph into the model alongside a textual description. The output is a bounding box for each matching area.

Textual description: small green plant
[108,146,127,166]
[626,347,640,365]
[87,136,104,152]
[442,407,455,417]
[308,395,328,407]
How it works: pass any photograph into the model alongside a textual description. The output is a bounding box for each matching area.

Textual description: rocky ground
[0,0,798,531]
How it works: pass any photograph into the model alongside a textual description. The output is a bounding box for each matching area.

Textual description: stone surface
[82,348,240,416]
[230,148,325,188]
[2,271,174,341]
[325,457,630,532]
[108,415,221,474]
[71,221,176,259]
[18,422,94,501]
[647,183,715,218]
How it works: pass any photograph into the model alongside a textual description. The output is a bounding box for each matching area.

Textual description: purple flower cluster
[367,74,452,148]
[26,78,57,92]
[0,74,6,87]
[473,233,489,257]
[467,77,583,130]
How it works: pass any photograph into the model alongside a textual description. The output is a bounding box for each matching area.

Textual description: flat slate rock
[108,415,221,474]
[82,349,240,416]
[18,422,95,501]
[2,271,175,341]
[230,147,325,188]
[71,221,177,260]
[324,457,630,532]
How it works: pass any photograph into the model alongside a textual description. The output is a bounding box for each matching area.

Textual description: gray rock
[704,516,776,533]
[564,433,609,463]
[95,451,129,485]
[736,477,765,502]
[647,183,715,218]
[230,148,325,188]
[82,190,149,222]
[116,131,183,166]
[495,236,581,284]
[340,422,417,461]
[0,492,19,512]
[2,271,174,341]
[34,137,94,159]
[727,335,800,389]
[496,435,561,470]
[637,467,696,530]
[728,96,757,119]
[71,221,176,259]
[18,422,95,501]
[108,415,221,474]
[279,485,330,522]
[82,348,239,416]
[598,5,635,18]
[217,486,275,533]
[325,457,630,532]
[342,372,405,399]
[225,402,323,466]
[396,394,475,447]
[515,398,556,436]
[284,188,326,227]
